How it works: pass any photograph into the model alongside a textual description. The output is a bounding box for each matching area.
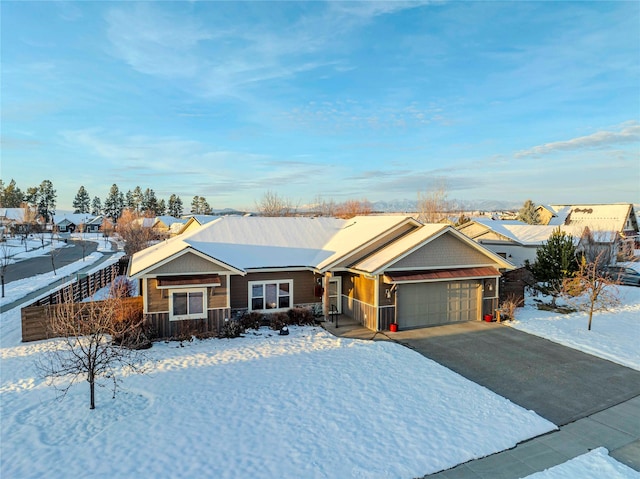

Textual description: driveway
[389,321,640,426]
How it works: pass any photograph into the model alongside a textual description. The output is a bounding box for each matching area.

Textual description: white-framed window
[169,288,207,321]
[248,280,292,311]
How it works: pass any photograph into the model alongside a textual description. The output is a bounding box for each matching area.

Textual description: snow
[508,265,640,371]
[522,448,640,479]
[0,319,556,479]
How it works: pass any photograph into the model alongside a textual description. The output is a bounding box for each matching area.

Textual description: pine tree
[141,188,158,215]
[0,179,24,207]
[530,228,578,305]
[72,186,91,214]
[33,180,56,223]
[125,190,135,210]
[168,194,183,218]
[132,186,144,213]
[104,184,124,221]
[156,198,166,216]
[190,196,210,215]
[517,199,540,224]
[91,196,102,216]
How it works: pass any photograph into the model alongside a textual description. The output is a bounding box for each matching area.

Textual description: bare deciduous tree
[312,196,337,217]
[117,209,159,256]
[335,199,373,219]
[38,284,148,410]
[562,251,620,331]
[417,181,450,223]
[100,217,115,248]
[256,191,297,217]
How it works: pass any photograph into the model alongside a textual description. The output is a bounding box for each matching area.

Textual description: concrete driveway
[386,322,640,426]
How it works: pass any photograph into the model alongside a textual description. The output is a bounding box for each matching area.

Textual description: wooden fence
[21,297,143,343]
[27,257,129,307]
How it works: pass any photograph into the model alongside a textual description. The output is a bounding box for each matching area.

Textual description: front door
[328,277,342,314]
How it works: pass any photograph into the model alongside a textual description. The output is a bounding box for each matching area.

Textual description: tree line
[0,179,217,221]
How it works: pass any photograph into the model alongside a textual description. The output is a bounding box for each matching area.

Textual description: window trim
[248,280,293,312]
[169,287,207,321]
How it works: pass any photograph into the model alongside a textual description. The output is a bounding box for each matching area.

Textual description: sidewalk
[321,318,640,477]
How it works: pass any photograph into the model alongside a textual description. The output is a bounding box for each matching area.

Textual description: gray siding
[151,251,233,275]
[392,232,493,269]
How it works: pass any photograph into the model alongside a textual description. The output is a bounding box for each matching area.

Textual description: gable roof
[53,213,94,226]
[129,215,420,278]
[542,204,637,233]
[354,225,514,275]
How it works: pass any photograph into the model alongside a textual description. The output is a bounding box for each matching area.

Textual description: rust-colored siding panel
[229,271,317,309]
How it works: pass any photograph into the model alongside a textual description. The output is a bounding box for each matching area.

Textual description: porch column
[323,271,332,322]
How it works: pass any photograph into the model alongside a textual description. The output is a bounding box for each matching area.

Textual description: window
[170,288,206,320]
[249,280,292,311]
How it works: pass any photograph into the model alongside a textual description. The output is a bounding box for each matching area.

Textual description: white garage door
[397,280,480,329]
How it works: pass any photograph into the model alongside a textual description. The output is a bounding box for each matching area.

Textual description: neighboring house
[0,207,28,235]
[152,216,187,237]
[85,215,104,233]
[457,219,620,267]
[536,204,639,240]
[128,215,514,337]
[178,215,222,235]
[54,213,94,233]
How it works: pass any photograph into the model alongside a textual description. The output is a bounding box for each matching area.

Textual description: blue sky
[2,1,639,211]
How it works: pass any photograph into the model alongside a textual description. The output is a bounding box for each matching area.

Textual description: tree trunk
[51,254,57,276]
[588,305,594,331]
[1,275,4,298]
[89,373,95,410]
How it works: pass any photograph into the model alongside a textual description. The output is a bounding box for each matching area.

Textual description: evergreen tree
[156,198,166,216]
[72,186,91,213]
[91,196,102,216]
[35,180,56,223]
[517,199,540,224]
[25,186,39,209]
[104,184,124,221]
[530,228,578,305]
[141,188,158,214]
[190,196,211,215]
[132,186,144,213]
[0,179,24,207]
[125,190,135,210]
[168,194,183,217]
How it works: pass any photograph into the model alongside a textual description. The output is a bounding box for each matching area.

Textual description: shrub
[269,312,289,330]
[239,311,262,331]
[219,319,245,338]
[287,307,315,326]
[499,295,524,321]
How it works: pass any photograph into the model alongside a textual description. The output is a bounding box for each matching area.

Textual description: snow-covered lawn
[0,317,555,479]
[509,284,640,371]
[522,448,640,479]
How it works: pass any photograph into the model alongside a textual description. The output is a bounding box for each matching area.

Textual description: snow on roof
[0,208,25,222]
[183,215,222,225]
[548,204,634,231]
[154,216,187,227]
[470,221,618,246]
[130,215,417,277]
[352,224,448,273]
[53,213,94,225]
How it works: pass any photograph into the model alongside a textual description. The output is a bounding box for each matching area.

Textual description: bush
[287,307,315,326]
[499,295,524,321]
[239,311,263,331]
[269,312,289,330]
[219,319,245,338]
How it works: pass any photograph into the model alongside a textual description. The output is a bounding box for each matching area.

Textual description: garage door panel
[397,281,479,329]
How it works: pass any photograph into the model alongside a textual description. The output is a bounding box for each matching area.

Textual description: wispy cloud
[514,122,640,158]
[103,2,429,98]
